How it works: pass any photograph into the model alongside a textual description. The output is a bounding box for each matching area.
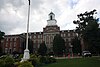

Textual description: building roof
[49,11,55,15]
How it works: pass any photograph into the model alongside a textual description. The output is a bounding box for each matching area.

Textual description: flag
[28,0,30,5]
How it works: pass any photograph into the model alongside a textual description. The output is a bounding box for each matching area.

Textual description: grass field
[41,57,100,67]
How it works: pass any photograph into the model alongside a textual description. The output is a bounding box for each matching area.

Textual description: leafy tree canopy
[38,41,47,56]
[0,31,5,40]
[73,9,100,54]
[53,34,65,56]
[71,36,81,54]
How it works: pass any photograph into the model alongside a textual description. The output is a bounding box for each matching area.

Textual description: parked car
[82,51,92,57]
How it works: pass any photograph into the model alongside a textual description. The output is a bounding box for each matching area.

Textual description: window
[64,34,66,37]
[73,33,75,37]
[10,38,12,41]
[50,15,52,20]
[38,35,40,38]
[14,42,16,47]
[34,40,36,43]
[68,33,70,37]
[41,40,42,43]
[13,48,16,51]
[38,44,40,48]
[61,34,63,37]
[6,43,8,47]
[41,35,42,38]
[64,39,66,41]
[34,36,36,39]
[68,38,71,41]
[10,42,12,48]
[6,38,8,41]
[14,38,16,41]
[5,48,8,53]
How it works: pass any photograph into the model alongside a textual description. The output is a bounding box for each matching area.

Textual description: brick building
[1,34,25,54]
[1,12,77,54]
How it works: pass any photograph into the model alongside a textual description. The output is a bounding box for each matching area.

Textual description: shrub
[49,57,56,63]
[18,61,34,67]
[4,56,15,67]
[14,62,20,67]
[29,54,40,67]
[39,56,56,64]
[39,56,46,63]
[18,54,23,60]
[0,59,5,67]
[45,56,56,64]
[0,55,7,60]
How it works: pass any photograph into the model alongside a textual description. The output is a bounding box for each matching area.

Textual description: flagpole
[26,0,30,50]
[21,0,30,62]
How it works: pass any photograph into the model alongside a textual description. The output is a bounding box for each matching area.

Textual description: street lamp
[21,0,30,62]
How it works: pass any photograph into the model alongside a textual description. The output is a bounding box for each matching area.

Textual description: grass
[41,57,100,67]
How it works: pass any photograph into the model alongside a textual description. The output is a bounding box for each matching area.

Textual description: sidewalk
[55,56,100,59]
[55,56,82,59]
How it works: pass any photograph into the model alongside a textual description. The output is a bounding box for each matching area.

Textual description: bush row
[0,54,56,67]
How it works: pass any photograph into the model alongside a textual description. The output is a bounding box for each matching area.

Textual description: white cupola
[47,12,57,26]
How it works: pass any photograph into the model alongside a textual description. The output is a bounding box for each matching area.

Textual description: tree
[38,41,47,56]
[0,31,5,40]
[53,34,65,56]
[71,36,81,54]
[84,22,100,54]
[73,9,100,54]
[0,31,5,54]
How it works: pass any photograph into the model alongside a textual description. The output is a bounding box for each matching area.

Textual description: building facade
[1,12,77,54]
[1,34,25,54]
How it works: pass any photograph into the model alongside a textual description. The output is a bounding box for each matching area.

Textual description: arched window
[50,15,52,20]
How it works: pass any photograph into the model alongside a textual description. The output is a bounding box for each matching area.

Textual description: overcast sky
[0,0,100,35]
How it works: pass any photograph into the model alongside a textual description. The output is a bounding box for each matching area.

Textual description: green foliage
[39,56,56,64]
[18,61,34,67]
[0,31,5,40]
[73,9,99,34]
[0,59,5,67]
[14,62,20,67]
[39,56,46,63]
[53,34,65,56]
[45,56,56,64]
[18,54,23,60]
[71,36,81,54]
[38,42,47,56]
[29,54,41,67]
[0,31,5,54]
[73,9,100,53]
[29,54,56,67]
[0,55,8,60]
[4,56,15,67]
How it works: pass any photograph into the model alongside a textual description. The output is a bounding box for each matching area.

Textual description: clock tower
[47,12,57,26]
[43,12,60,52]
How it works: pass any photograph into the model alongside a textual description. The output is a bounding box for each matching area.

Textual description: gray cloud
[0,0,100,35]
[8,0,24,8]
[0,0,8,10]
[31,0,43,9]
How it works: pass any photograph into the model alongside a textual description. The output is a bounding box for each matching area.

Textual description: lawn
[41,57,100,67]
